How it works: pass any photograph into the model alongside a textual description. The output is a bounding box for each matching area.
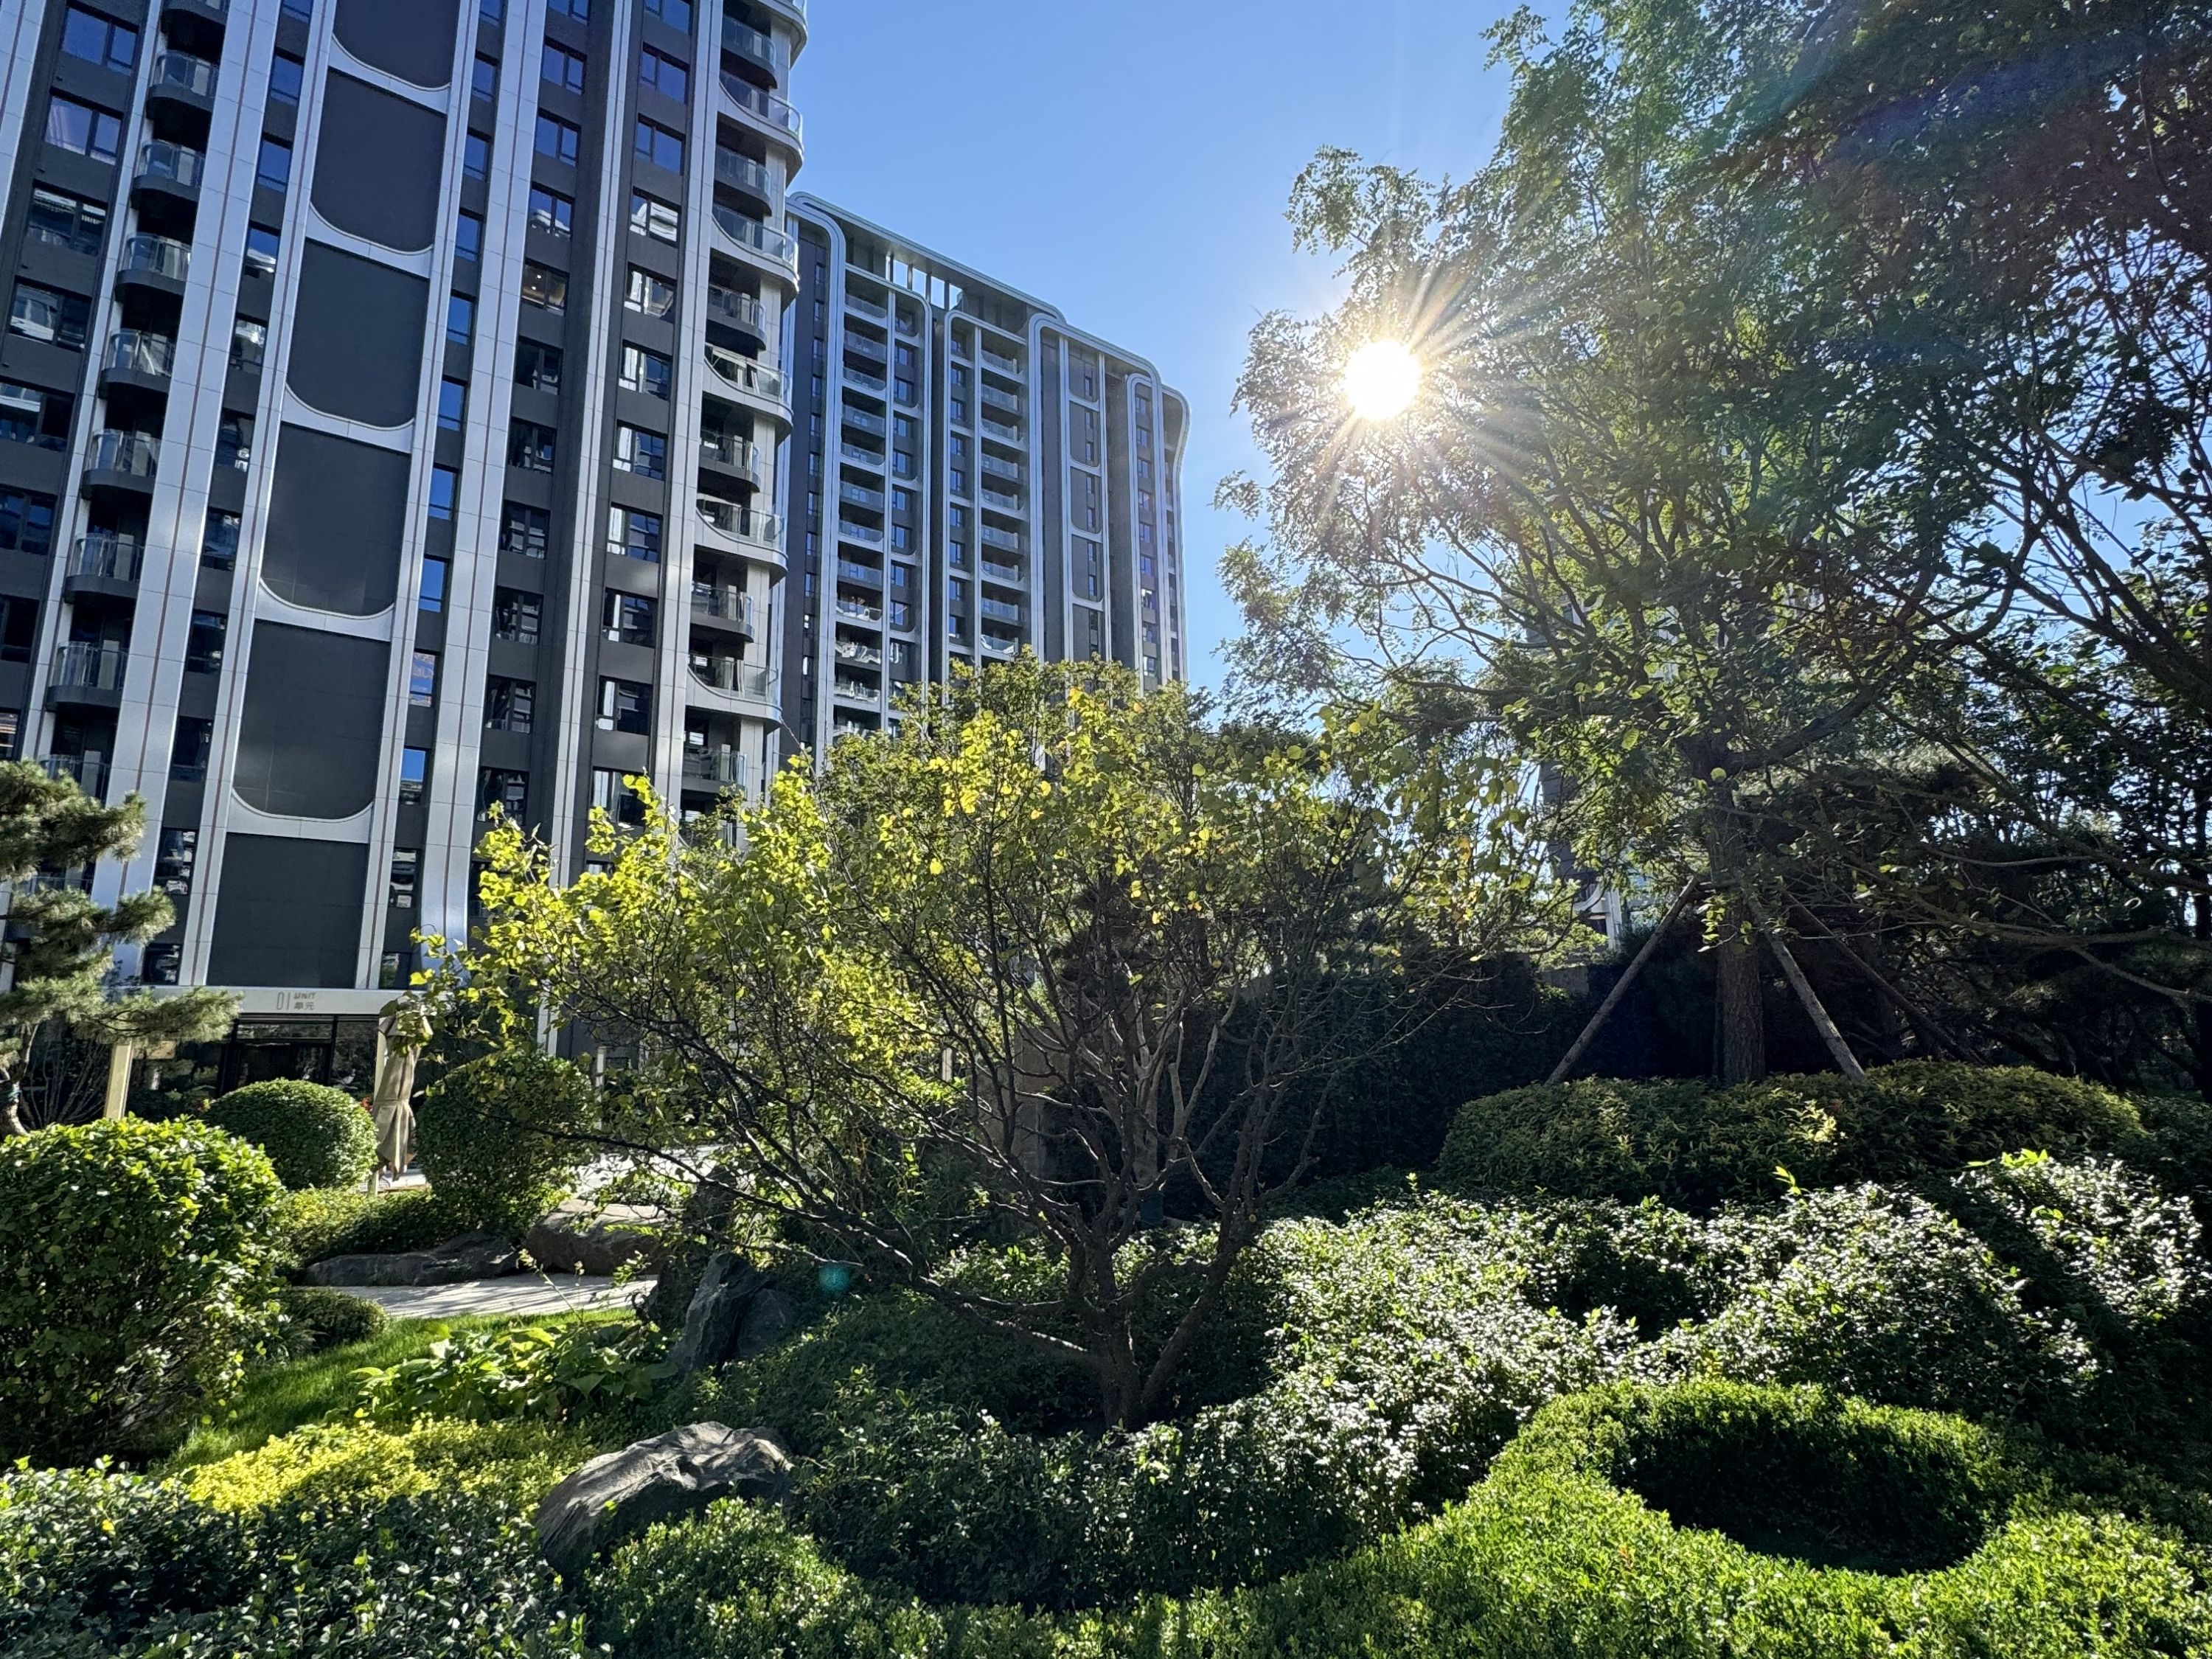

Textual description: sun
[1343,340,1423,420]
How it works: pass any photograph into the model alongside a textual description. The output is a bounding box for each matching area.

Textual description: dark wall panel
[209,835,369,989]
[287,242,428,428]
[310,74,446,252]
[333,0,459,88]
[234,622,389,819]
[264,425,408,615]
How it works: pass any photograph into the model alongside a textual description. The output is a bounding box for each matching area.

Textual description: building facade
[0,0,804,1055]
[779,198,1188,754]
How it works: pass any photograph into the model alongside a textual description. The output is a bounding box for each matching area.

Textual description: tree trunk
[1713,890,1768,1085]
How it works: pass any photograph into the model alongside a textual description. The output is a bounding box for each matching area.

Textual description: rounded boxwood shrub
[204,1079,377,1191]
[272,1284,387,1357]
[1438,1062,2153,1210]
[0,1119,284,1463]
[418,1051,594,1237]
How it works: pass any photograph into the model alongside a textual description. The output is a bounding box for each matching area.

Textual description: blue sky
[792,0,1520,689]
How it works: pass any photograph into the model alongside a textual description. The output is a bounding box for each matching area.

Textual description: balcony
[41,754,109,798]
[705,286,768,343]
[980,416,1023,445]
[83,431,159,495]
[725,18,784,77]
[838,479,884,512]
[833,718,874,740]
[981,630,1022,657]
[837,520,884,550]
[714,149,775,206]
[846,291,888,325]
[835,597,883,625]
[65,532,145,598]
[696,494,783,557]
[99,331,175,399]
[116,234,191,299]
[683,746,749,790]
[688,656,776,703]
[981,453,1023,484]
[712,206,799,276]
[980,558,1025,586]
[703,343,790,425]
[164,0,228,16]
[47,643,128,707]
[691,582,756,636]
[844,364,888,397]
[841,442,885,473]
[134,141,205,205]
[836,559,883,589]
[147,50,218,114]
[841,405,887,439]
[720,72,804,153]
[979,524,1023,554]
[844,331,888,366]
[980,597,1024,626]
[981,487,1023,515]
[980,383,1022,415]
[699,431,762,486]
[979,347,1022,378]
[832,677,879,703]
[834,639,883,668]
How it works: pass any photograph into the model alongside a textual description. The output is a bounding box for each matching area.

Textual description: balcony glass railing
[720,72,804,142]
[51,642,128,692]
[838,480,884,511]
[981,559,1024,586]
[844,332,888,365]
[704,343,788,406]
[834,639,884,667]
[833,678,878,702]
[980,416,1023,445]
[697,495,782,546]
[844,364,888,395]
[86,431,159,479]
[712,207,799,270]
[980,453,1023,482]
[714,150,774,199]
[70,532,145,583]
[979,524,1023,553]
[835,597,883,624]
[838,521,885,548]
[725,18,785,72]
[120,234,191,285]
[980,383,1022,414]
[840,443,885,471]
[41,754,108,796]
[699,432,760,479]
[836,559,883,588]
[102,332,175,380]
[706,287,766,335]
[689,658,776,700]
[691,583,754,627]
[684,747,750,788]
[980,597,1024,625]
[150,51,218,98]
[981,487,1023,515]
[841,406,887,438]
[980,347,1021,377]
[981,630,1022,655]
[137,141,205,189]
[846,292,888,324]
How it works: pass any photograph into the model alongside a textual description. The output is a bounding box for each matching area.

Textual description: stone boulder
[735,1286,796,1360]
[669,1251,763,1374]
[303,1231,520,1288]
[525,1199,665,1277]
[536,1422,791,1579]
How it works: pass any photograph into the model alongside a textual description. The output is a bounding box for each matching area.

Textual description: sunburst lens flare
[1343,340,1423,420]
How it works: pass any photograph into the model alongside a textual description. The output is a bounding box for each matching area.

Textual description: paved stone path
[334,1275,658,1321]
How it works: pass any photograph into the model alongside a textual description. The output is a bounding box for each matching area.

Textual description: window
[60,7,137,72]
[602,589,655,644]
[618,344,671,398]
[597,678,650,735]
[535,112,580,164]
[432,378,467,434]
[24,189,106,256]
[472,54,498,100]
[515,339,562,392]
[140,944,182,987]
[216,412,254,471]
[7,283,91,349]
[632,118,684,172]
[456,210,484,262]
[464,132,491,180]
[44,97,122,161]
[613,424,666,480]
[508,420,556,473]
[591,769,647,827]
[389,849,421,911]
[1077,537,1102,600]
[279,0,311,18]
[541,39,586,91]
[493,587,542,642]
[479,0,503,21]
[154,828,198,902]
[244,226,280,278]
[643,0,690,27]
[895,378,917,406]
[269,53,304,104]
[625,267,675,318]
[0,598,35,664]
[170,717,214,783]
[485,675,535,733]
[185,611,227,675]
[419,556,448,612]
[256,139,293,195]
[478,768,528,818]
[201,509,240,569]
[428,465,459,520]
[629,191,680,243]
[638,45,688,100]
[501,501,550,556]
[410,651,439,706]
[608,505,662,562]
[400,746,429,805]
[0,490,57,557]
[546,0,588,17]
[526,186,574,236]
[230,317,266,372]
[446,293,475,347]
[520,261,567,313]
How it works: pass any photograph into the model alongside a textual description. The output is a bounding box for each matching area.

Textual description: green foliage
[417,1051,594,1237]
[1437,1062,2152,1209]
[274,1185,464,1269]
[175,1416,590,1514]
[353,1318,669,1426]
[273,1285,386,1358]
[204,1079,378,1191]
[0,1119,283,1463]
[0,1466,585,1657]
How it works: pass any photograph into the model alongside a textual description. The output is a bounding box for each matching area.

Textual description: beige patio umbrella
[370,1004,428,1180]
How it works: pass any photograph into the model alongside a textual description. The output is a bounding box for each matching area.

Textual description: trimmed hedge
[205,1079,378,1191]
[1437,1062,2154,1210]
[175,1417,591,1515]
[418,1051,595,1237]
[276,1186,462,1270]
[0,1120,284,1463]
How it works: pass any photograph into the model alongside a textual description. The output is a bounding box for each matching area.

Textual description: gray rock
[669,1252,762,1373]
[735,1286,796,1359]
[535,1422,790,1579]
[526,1199,664,1278]
[303,1232,521,1288]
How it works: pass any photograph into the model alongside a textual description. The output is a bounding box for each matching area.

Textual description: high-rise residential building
[779,198,1188,754]
[0,0,806,1079]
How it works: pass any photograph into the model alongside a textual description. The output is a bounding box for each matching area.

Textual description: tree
[0,764,233,1137]
[429,661,1563,1425]
[1224,0,2000,1082]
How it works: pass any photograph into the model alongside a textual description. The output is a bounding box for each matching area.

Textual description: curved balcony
[163,0,229,23]
[64,532,146,600]
[691,582,757,639]
[116,234,191,299]
[147,50,218,114]
[83,431,159,497]
[712,206,799,282]
[705,286,768,348]
[41,754,110,799]
[703,343,791,428]
[695,495,785,563]
[687,654,776,711]
[699,432,763,488]
[99,331,175,400]
[725,17,785,80]
[134,141,205,206]
[46,643,129,709]
[720,72,804,155]
[683,745,750,793]
[714,150,776,209]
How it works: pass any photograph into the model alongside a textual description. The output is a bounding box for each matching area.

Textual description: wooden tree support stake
[1547,877,1703,1085]
[1745,896,1867,1081]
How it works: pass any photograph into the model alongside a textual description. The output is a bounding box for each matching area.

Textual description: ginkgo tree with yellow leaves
[430,658,1567,1427]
